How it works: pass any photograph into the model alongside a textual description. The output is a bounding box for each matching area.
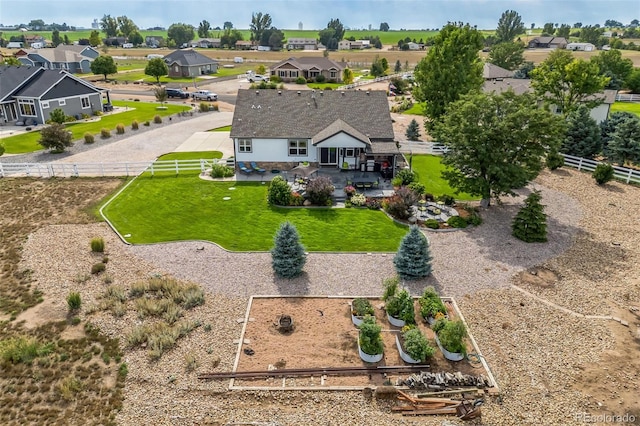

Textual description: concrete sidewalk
[174,131,234,158]
[52,112,233,164]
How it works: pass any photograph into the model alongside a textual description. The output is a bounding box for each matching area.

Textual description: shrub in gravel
[546,149,564,170]
[90,237,104,253]
[129,281,148,297]
[143,121,150,126]
[394,225,433,280]
[100,128,111,139]
[592,163,614,185]
[116,123,125,134]
[199,102,210,112]
[447,216,467,228]
[67,292,81,312]
[271,221,306,279]
[153,115,162,124]
[425,219,440,229]
[184,351,198,372]
[131,120,139,130]
[512,190,547,243]
[83,133,95,144]
[91,262,106,275]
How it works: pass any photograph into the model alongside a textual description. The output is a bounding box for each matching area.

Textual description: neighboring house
[190,38,220,48]
[483,63,515,80]
[230,89,400,173]
[527,37,568,49]
[104,36,126,47]
[235,40,252,50]
[482,78,617,123]
[163,49,218,77]
[567,42,596,51]
[338,40,363,50]
[271,57,346,82]
[7,42,24,49]
[0,65,108,125]
[407,42,422,50]
[25,34,44,45]
[286,38,318,50]
[145,36,164,48]
[16,45,99,74]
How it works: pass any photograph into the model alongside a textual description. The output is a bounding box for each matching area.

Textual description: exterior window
[59,99,66,106]
[309,70,319,78]
[18,99,36,116]
[345,148,355,157]
[279,70,287,78]
[288,139,308,156]
[41,101,50,109]
[330,71,337,78]
[174,65,179,73]
[238,138,252,153]
[288,70,298,78]
[81,97,90,109]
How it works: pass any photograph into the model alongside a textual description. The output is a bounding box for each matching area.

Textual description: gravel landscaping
[15,167,640,425]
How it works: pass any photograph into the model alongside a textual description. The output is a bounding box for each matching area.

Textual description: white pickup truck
[191,90,218,101]
[247,74,270,83]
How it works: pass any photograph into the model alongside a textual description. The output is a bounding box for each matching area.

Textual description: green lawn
[109,71,204,84]
[610,101,640,118]
[102,178,408,251]
[113,58,148,71]
[2,101,185,154]
[403,103,425,115]
[210,125,231,132]
[410,155,479,201]
[155,151,222,161]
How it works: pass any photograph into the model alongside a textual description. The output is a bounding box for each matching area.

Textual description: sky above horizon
[1,0,638,30]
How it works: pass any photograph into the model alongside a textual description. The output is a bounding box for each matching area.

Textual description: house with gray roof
[286,38,318,50]
[163,49,218,77]
[482,78,617,123]
[271,57,346,83]
[527,37,568,49]
[0,65,107,125]
[16,45,99,74]
[230,89,399,173]
[483,63,515,80]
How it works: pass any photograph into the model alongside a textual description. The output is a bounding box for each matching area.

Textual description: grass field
[410,154,479,201]
[2,100,185,154]
[102,178,408,251]
[610,101,640,118]
[155,151,222,161]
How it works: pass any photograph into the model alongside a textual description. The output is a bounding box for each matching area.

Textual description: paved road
[52,112,233,164]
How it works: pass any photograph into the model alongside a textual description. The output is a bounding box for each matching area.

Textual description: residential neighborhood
[0,4,639,426]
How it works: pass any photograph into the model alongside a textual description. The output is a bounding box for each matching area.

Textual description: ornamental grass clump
[153,115,162,124]
[84,132,95,144]
[90,237,105,253]
[116,123,125,134]
[100,128,111,138]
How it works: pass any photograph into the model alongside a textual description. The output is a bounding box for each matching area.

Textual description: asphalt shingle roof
[0,65,41,101]
[163,49,217,66]
[230,89,394,141]
[272,56,345,71]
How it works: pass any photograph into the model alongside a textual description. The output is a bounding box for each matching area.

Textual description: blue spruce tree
[271,222,307,278]
[394,226,433,280]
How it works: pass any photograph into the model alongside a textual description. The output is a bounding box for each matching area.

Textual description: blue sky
[1,0,637,30]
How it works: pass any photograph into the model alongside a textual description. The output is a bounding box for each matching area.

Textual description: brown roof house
[163,49,218,77]
[527,37,568,49]
[271,57,346,83]
[229,89,400,173]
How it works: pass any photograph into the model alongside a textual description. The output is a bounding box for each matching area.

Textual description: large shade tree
[531,49,610,116]
[90,55,117,80]
[100,15,118,37]
[167,23,195,47]
[413,22,484,128]
[495,10,525,43]
[487,41,525,70]
[590,49,634,90]
[432,90,566,207]
[145,58,169,83]
[250,12,272,44]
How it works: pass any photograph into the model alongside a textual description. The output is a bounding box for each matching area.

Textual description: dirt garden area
[0,166,639,425]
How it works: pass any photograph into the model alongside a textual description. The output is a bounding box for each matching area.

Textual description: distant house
[235,40,253,50]
[190,38,221,48]
[482,78,617,123]
[338,40,363,50]
[104,36,126,47]
[483,63,515,80]
[527,37,568,49]
[286,38,318,50]
[145,36,164,48]
[16,45,99,74]
[271,57,346,82]
[0,65,108,125]
[566,42,596,51]
[163,49,218,77]
[24,34,44,45]
[7,42,24,49]
[406,42,422,50]
[230,89,399,173]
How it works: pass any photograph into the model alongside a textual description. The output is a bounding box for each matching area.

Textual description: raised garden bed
[225,296,497,391]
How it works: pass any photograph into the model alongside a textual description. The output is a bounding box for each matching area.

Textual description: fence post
[627,169,633,184]
[150,163,154,176]
[577,157,583,171]
[101,163,105,177]
[0,162,4,178]
[48,164,54,178]
[73,164,79,177]
[175,159,179,175]
[125,163,129,177]
[200,159,205,173]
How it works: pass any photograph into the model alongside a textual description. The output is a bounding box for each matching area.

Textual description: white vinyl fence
[0,158,234,178]
[398,141,449,155]
[615,93,640,103]
[561,154,640,184]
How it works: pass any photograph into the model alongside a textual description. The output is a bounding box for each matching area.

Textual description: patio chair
[250,162,266,174]
[237,161,253,174]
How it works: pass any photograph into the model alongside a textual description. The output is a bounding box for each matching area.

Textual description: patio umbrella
[290,164,319,178]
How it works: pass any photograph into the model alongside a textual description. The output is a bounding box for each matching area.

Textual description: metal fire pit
[275,314,294,333]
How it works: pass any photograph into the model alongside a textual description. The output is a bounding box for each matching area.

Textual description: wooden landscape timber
[395,390,483,419]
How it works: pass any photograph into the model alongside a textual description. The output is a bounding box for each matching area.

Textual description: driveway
[52,112,233,164]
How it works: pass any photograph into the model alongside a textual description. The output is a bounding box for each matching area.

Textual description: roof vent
[341,91,345,96]
[297,91,301,95]
[366,91,370,95]
[278,90,282,95]
[255,90,259,95]
[319,91,323,96]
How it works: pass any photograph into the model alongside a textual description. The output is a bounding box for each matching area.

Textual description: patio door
[319,147,337,165]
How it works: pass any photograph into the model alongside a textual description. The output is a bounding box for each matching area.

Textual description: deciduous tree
[271,222,306,279]
[531,49,609,115]
[145,58,168,83]
[117,16,138,39]
[39,123,73,152]
[198,20,211,38]
[495,10,525,43]
[100,15,118,37]
[90,55,117,81]
[394,226,432,280]
[51,29,62,47]
[591,49,634,90]
[250,12,272,43]
[89,30,101,47]
[380,22,390,31]
[167,23,195,47]
[413,22,484,127]
[487,42,525,70]
[432,91,566,207]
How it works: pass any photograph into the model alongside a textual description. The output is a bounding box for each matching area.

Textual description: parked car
[248,74,269,83]
[166,88,189,99]
[191,90,218,101]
